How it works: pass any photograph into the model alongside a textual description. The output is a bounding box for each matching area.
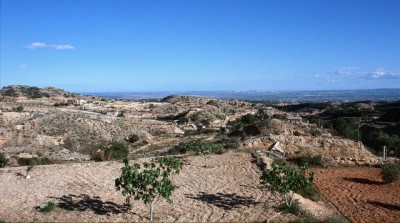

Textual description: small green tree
[115,157,182,221]
[186,139,222,168]
[260,163,314,209]
[332,118,357,140]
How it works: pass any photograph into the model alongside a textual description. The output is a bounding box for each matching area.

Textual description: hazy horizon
[86,88,400,102]
[1,0,400,92]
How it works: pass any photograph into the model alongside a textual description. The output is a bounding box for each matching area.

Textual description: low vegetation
[297,185,321,202]
[17,157,53,166]
[126,134,139,143]
[0,152,6,168]
[332,118,357,140]
[289,155,324,167]
[280,199,301,215]
[12,105,24,112]
[92,140,128,161]
[303,101,400,158]
[381,162,400,183]
[361,128,400,158]
[227,112,265,139]
[39,202,56,213]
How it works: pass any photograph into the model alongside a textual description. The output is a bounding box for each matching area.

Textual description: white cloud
[27,42,48,49]
[52,44,75,50]
[330,67,400,80]
[364,69,400,79]
[333,67,361,75]
[26,42,75,50]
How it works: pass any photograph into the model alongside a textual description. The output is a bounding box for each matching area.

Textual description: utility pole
[357,122,362,149]
[383,146,387,161]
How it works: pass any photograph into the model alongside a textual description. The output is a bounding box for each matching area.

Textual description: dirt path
[314,167,400,223]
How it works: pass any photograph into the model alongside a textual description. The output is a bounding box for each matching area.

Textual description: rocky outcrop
[244,134,380,165]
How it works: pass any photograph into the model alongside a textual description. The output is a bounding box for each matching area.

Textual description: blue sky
[1,0,400,92]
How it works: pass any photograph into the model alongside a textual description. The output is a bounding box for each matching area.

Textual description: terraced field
[0,152,276,222]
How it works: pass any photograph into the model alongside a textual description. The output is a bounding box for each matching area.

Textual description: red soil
[314,167,400,223]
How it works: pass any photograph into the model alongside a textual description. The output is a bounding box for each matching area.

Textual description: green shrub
[96,140,129,161]
[290,155,324,167]
[243,124,261,136]
[3,87,17,96]
[17,105,24,112]
[12,105,24,112]
[293,130,301,136]
[241,114,256,124]
[126,134,139,143]
[272,113,287,120]
[297,185,320,201]
[308,128,322,137]
[90,150,103,161]
[201,119,210,126]
[0,152,6,167]
[167,144,188,155]
[18,157,53,166]
[280,199,301,215]
[223,139,240,150]
[381,162,400,183]
[39,201,56,213]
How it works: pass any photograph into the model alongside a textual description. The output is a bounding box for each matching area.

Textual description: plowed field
[314,167,400,223]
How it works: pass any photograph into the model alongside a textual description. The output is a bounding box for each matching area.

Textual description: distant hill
[0,85,78,98]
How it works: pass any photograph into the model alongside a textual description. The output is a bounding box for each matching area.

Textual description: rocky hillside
[0,85,384,168]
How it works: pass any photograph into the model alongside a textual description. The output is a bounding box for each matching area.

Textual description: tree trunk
[149,202,154,221]
[205,157,208,168]
[284,194,289,207]
[288,192,294,207]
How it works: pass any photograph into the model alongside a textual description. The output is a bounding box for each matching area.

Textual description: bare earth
[314,167,400,223]
[0,152,279,222]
